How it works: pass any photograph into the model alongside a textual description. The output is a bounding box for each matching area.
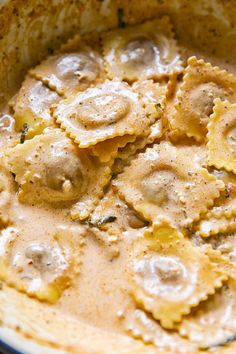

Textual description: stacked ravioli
[2,15,236,352]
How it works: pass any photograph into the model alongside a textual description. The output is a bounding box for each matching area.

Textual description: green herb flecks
[155,102,163,111]
[118,8,126,28]
[89,215,117,227]
[20,123,29,144]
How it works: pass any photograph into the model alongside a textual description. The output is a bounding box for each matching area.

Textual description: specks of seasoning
[20,123,29,144]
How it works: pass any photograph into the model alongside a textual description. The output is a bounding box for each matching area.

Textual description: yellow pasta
[114,142,224,229]
[198,215,236,238]
[29,43,105,97]
[122,308,198,353]
[200,232,236,280]
[207,169,236,218]
[12,77,60,139]
[197,169,236,237]
[170,57,236,141]
[129,221,227,329]
[89,134,137,163]
[207,98,236,174]
[52,80,159,148]
[102,17,183,81]
[178,279,236,349]
[0,224,87,303]
[0,160,12,226]
[6,129,112,220]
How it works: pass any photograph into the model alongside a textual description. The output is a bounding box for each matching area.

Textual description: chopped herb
[205,334,236,349]
[20,123,29,144]
[155,103,162,110]
[118,8,126,28]
[89,215,117,227]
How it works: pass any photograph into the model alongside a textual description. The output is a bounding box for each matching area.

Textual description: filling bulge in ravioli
[120,37,156,67]
[114,142,224,229]
[102,17,183,81]
[134,254,190,301]
[129,222,227,329]
[53,80,154,148]
[74,92,131,128]
[6,129,111,219]
[188,82,226,126]
[12,77,60,139]
[30,49,105,96]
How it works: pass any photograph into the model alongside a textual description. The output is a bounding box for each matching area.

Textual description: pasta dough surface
[102,17,183,81]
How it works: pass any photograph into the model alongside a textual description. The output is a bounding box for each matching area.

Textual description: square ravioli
[29,41,106,97]
[129,221,227,329]
[0,224,87,303]
[11,77,60,139]
[5,129,112,220]
[114,141,224,229]
[52,80,159,148]
[170,57,236,142]
[102,17,183,81]
[207,98,236,175]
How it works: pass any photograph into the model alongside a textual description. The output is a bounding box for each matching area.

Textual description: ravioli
[29,43,105,96]
[178,279,236,349]
[207,98,236,174]
[114,142,224,229]
[89,134,137,163]
[170,57,236,141]
[11,77,60,139]
[122,308,198,353]
[102,17,183,81]
[6,129,111,220]
[205,232,236,267]
[129,221,227,329]
[198,215,236,237]
[0,224,87,303]
[52,80,158,148]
